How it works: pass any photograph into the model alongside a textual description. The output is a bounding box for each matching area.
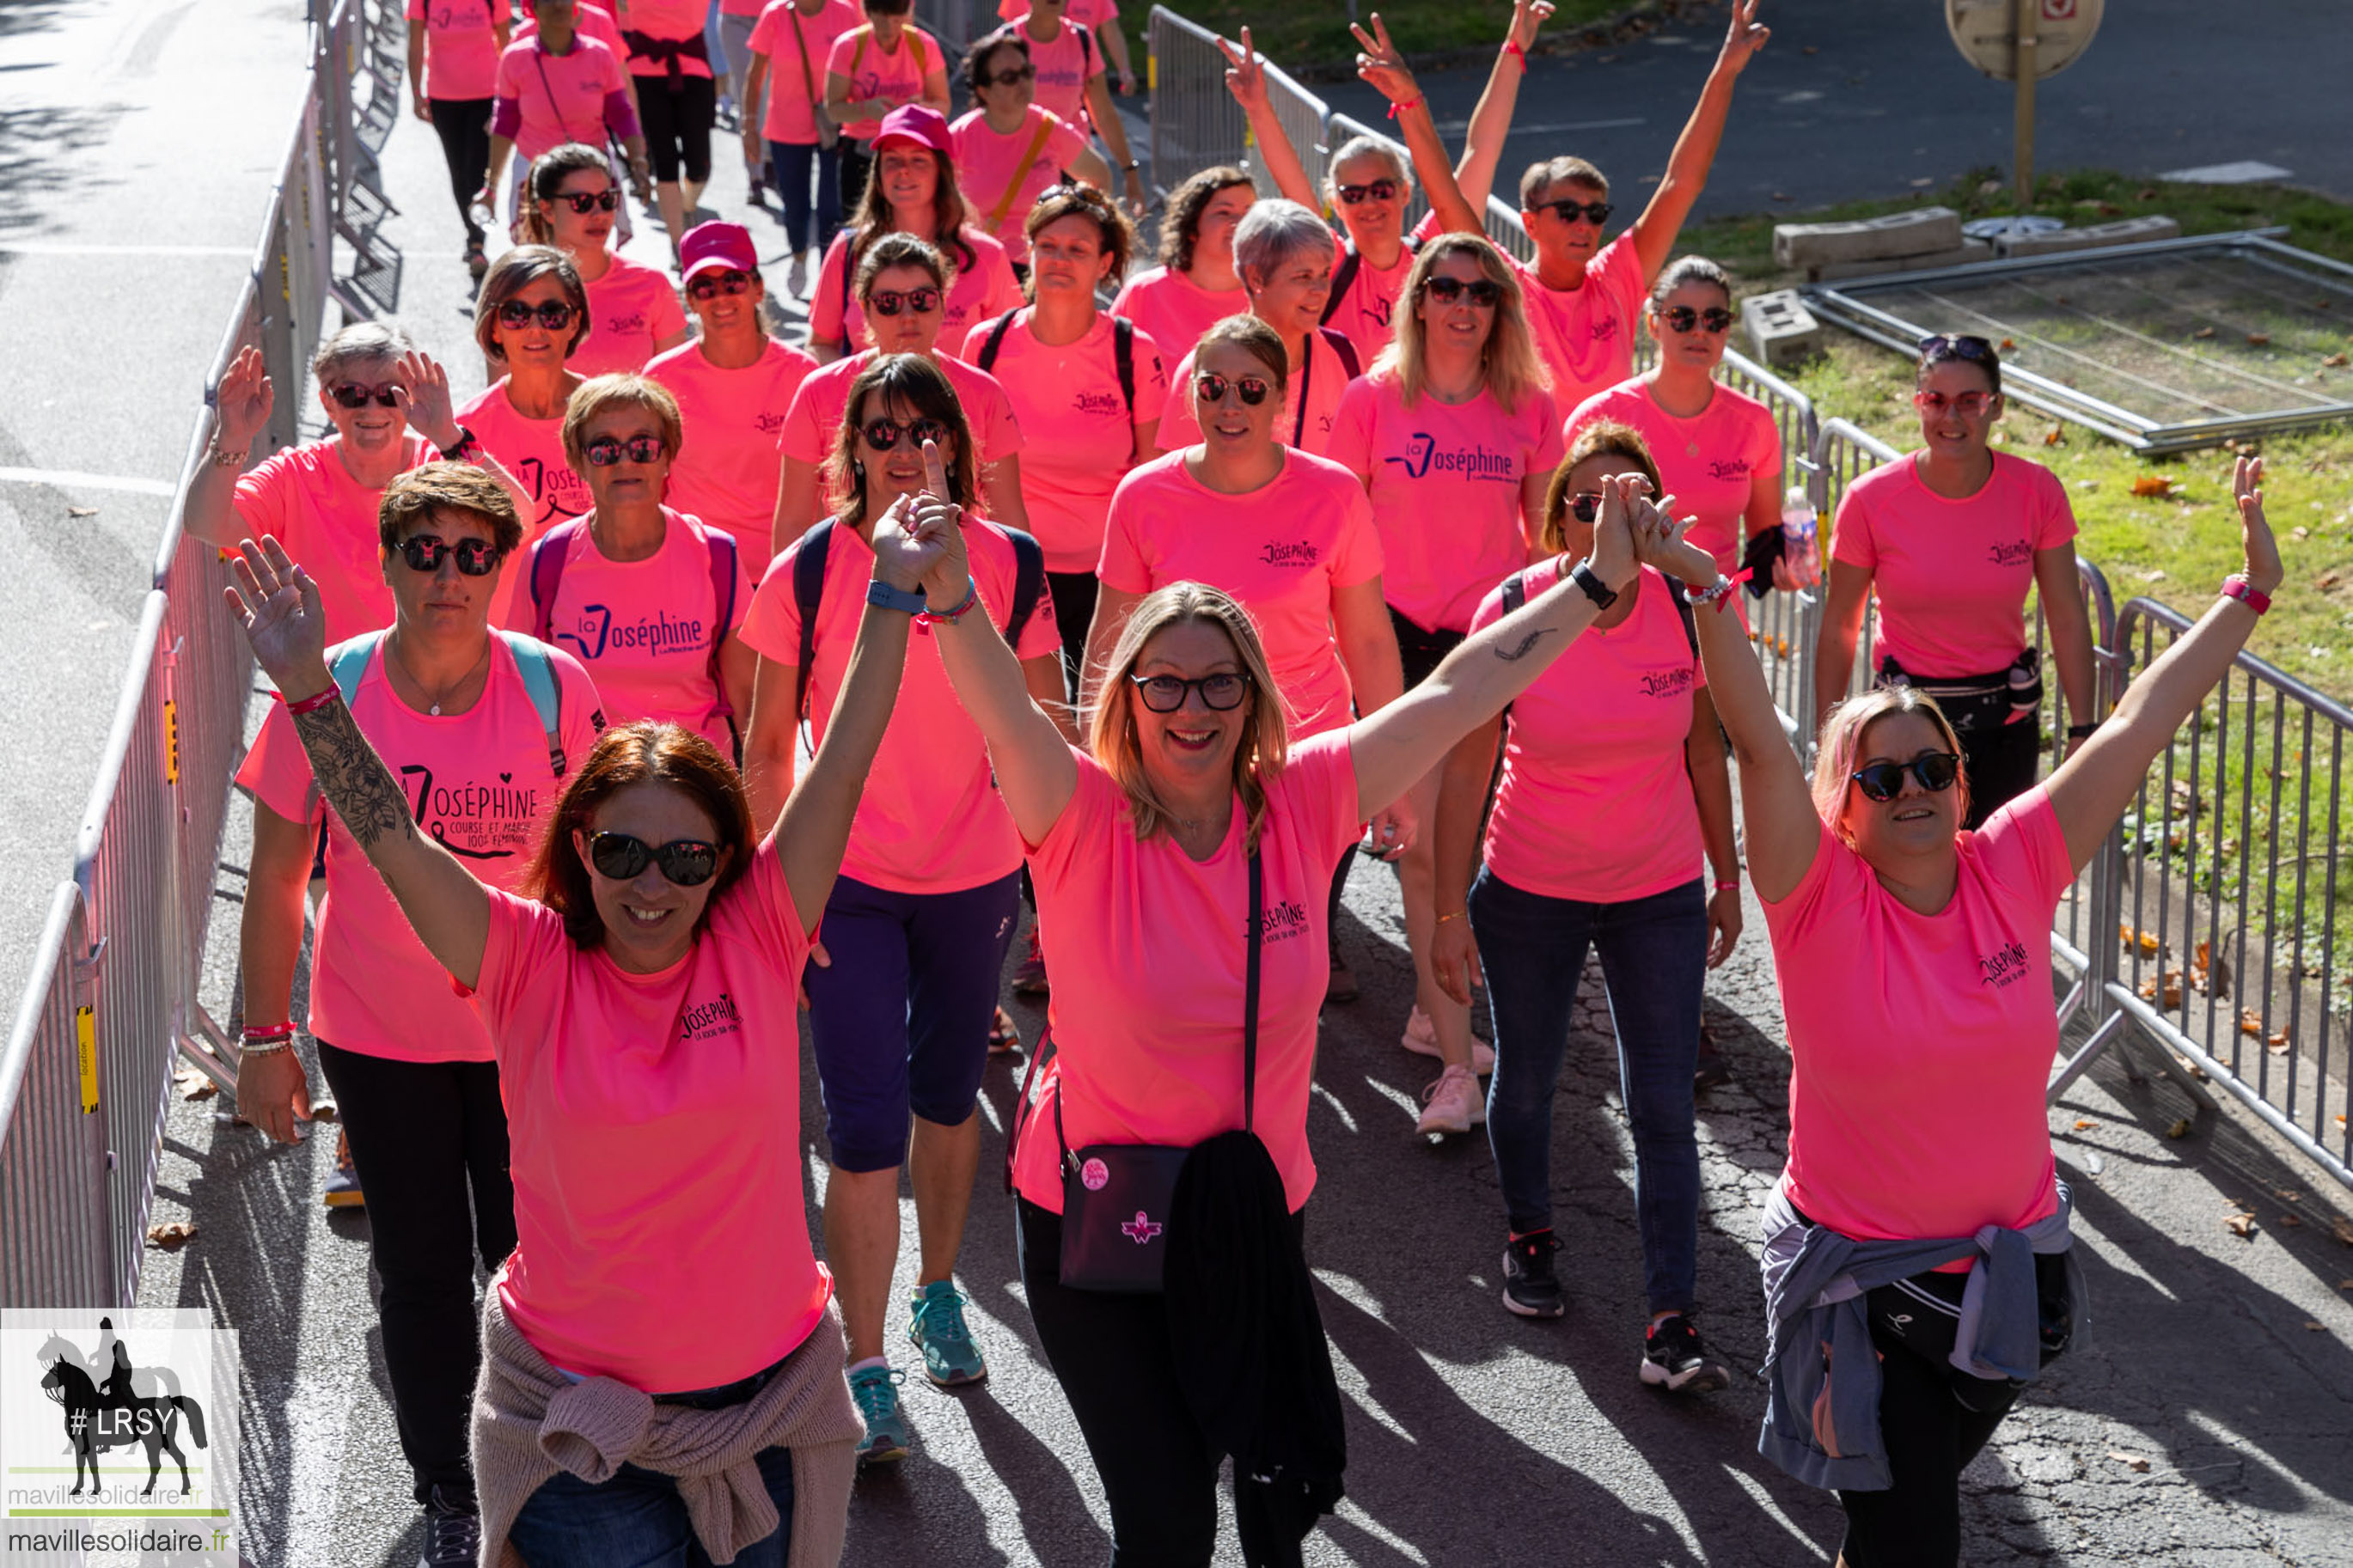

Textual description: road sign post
[1946,0,2104,209]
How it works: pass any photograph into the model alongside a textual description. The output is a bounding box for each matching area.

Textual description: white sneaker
[1415,1065,1482,1136]
[1400,1008,1495,1072]
[786,251,810,299]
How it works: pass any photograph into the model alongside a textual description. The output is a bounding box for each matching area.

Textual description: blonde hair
[560,373,685,471]
[1541,419,1663,555]
[1812,687,1971,842]
[1374,233,1548,417]
[1090,583,1288,851]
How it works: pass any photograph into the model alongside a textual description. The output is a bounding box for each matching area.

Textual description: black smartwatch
[1568,559,1617,611]
[440,425,480,462]
[2066,720,2100,740]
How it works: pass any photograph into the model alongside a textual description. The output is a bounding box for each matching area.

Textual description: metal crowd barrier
[1147,6,1328,204]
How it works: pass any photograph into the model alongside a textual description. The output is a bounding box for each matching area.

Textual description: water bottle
[1780,485,1819,589]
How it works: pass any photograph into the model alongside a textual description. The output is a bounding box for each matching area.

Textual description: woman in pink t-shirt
[483,0,649,239]
[234,466,601,1560]
[822,0,952,239]
[1816,334,2098,827]
[1004,0,1146,211]
[913,466,1670,1562]
[738,0,862,296]
[617,0,720,251]
[738,354,1066,1467]
[1109,164,1255,364]
[1640,456,2283,1566]
[518,143,690,375]
[1323,232,1559,1134]
[223,461,962,1566]
[999,0,1134,95]
[406,0,510,275]
[459,247,594,566]
[947,33,1109,269]
[1428,421,1741,1388]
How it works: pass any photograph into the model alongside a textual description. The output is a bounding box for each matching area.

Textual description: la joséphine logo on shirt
[1977,939,2031,989]
[554,605,709,662]
[1707,457,1752,481]
[1253,899,1311,944]
[606,311,647,335]
[1072,389,1123,418]
[517,458,591,527]
[1638,667,1695,700]
[678,991,743,1043]
[1259,539,1320,568]
[396,764,545,860]
[1383,433,1516,483]
[1987,539,2034,566]
[755,409,788,435]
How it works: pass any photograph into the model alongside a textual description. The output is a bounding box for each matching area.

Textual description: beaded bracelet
[919,577,981,625]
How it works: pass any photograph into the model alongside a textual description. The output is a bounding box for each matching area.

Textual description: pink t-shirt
[806,228,1022,358]
[458,380,592,541]
[233,434,433,642]
[1324,371,1562,634]
[958,308,1165,571]
[526,509,753,750]
[824,25,942,141]
[746,0,860,144]
[1097,449,1383,737]
[1110,265,1248,367]
[950,107,1091,265]
[1472,563,1705,902]
[1019,21,1106,125]
[1831,452,2077,679]
[473,843,832,1391]
[1322,241,1417,369]
[1510,234,1647,418]
[1011,734,1362,1215]
[645,337,816,569]
[619,0,715,77]
[998,0,1120,28]
[571,253,688,378]
[236,638,605,1063]
[1567,378,1783,572]
[1157,331,1354,458]
[776,350,1024,510]
[738,520,1060,893]
[496,35,630,163]
[1763,786,2071,1243]
[408,0,504,101]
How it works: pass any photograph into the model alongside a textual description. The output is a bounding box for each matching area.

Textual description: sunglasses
[1849,751,1962,802]
[396,534,504,576]
[328,381,401,409]
[861,416,950,451]
[1424,275,1502,307]
[583,433,667,466]
[686,269,754,301]
[1128,672,1250,712]
[586,830,720,887]
[866,286,942,317]
[497,298,578,332]
[1336,178,1400,206]
[1915,389,1995,416]
[1919,332,1997,365]
[553,188,620,214]
[1660,304,1735,334]
[1536,198,1612,227]
[981,64,1036,86]
[1567,491,1604,524]
[1193,371,1271,406]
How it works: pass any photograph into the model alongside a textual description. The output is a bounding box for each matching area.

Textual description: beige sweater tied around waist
[471,1290,862,1567]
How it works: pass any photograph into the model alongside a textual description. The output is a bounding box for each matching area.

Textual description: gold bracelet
[1435,910,1468,926]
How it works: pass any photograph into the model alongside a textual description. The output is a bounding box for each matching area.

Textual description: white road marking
[1432,116,1648,136]
[0,241,250,258]
[2157,160,2294,185]
[0,467,176,497]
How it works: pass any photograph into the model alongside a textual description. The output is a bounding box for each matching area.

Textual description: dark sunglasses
[1128,672,1250,712]
[981,64,1036,86]
[396,534,503,576]
[497,298,578,331]
[1424,275,1502,308]
[1537,198,1612,227]
[1849,751,1962,802]
[328,381,401,409]
[1336,178,1400,205]
[583,433,667,466]
[1193,371,1271,406]
[1919,333,1997,365]
[1661,304,1735,334]
[553,188,620,214]
[586,831,720,887]
[1568,491,1604,524]
[861,416,950,451]
[867,285,942,317]
[686,269,755,301]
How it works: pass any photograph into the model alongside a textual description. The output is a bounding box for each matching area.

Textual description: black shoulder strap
[705,527,740,721]
[792,520,835,722]
[1004,527,1045,640]
[1244,847,1262,1132]
[1319,241,1362,326]
[1111,314,1135,416]
[975,308,1020,374]
[1671,577,1699,661]
[1319,325,1362,381]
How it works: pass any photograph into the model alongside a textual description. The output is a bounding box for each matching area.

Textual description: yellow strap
[848,26,925,82]
[987,112,1060,232]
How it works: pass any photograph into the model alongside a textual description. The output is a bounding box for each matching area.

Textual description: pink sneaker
[1400,1008,1495,1072]
[1415,1065,1482,1136]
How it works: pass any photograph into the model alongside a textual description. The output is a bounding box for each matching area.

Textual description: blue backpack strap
[1004,527,1045,642]
[327,630,384,705]
[792,520,835,723]
[494,631,569,778]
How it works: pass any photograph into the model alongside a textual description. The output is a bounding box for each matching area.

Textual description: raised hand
[871,437,967,596]
[225,536,333,695]
[391,350,460,450]
[1216,27,1270,113]
[214,345,275,454]
[2234,455,2284,594]
[1587,473,1653,589]
[1719,0,1769,72]
[1507,0,1555,54]
[1632,497,1720,586]
[1351,13,1420,106]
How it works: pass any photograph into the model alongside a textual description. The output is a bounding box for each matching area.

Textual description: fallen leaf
[147,1222,197,1250]
[1999,338,2016,351]
[2137,187,2160,201]
[2193,326,2218,339]
[2278,1213,2304,1227]
[2338,1278,2353,1290]
[2228,1195,2257,1211]
[2240,1010,2266,1038]
[2328,353,2351,369]
[2307,1321,2328,1332]
[66,506,97,518]
[2320,571,2343,590]
[2074,1119,2099,1131]
[2108,1450,2152,1473]
[2168,1117,2195,1140]
[2044,424,2064,446]
[2334,1217,2353,1246]
[2269,1030,2291,1052]
[2277,1188,2301,1202]
[2225,1211,2256,1236]
[2249,332,2273,346]
[172,1065,217,1102]
[2294,526,2313,540]
[1804,44,1821,55]
[2132,475,2182,498]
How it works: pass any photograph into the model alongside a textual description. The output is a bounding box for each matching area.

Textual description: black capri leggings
[634,74,716,184]
[1835,1298,2023,1565]
[425,97,494,245]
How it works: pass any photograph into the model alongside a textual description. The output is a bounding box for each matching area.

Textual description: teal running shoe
[906,1279,987,1388]
[847,1364,909,1467]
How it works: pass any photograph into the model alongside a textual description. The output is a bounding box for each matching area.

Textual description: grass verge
[1128,0,1650,79]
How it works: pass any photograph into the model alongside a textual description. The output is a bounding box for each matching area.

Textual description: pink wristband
[1713,879,1739,894]
[2220,574,2271,615]
[1386,96,1424,119]
[1504,40,1528,70]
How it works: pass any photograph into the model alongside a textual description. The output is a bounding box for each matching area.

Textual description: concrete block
[1773,207,1965,270]
[1995,216,2183,258]
[1807,239,1995,283]
[1742,288,1825,368]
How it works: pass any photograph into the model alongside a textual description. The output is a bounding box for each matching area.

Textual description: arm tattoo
[290,696,417,853]
[1494,626,1554,663]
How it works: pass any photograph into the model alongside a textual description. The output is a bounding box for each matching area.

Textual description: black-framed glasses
[396,534,503,576]
[981,64,1036,86]
[1918,333,1997,366]
[1424,275,1501,308]
[686,269,754,301]
[1661,304,1734,334]
[861,416,950,451]
[1849,751,1962,802]
[553,188,620,214]
[586,831,720,886]
[583,433,667,466]
[1127,672,1250,712]
[1336,178,1400,205]
[328,381,401,409]
[867,285,942,317]
[1536,198,1612,227]
[497,298,577,332]
[1193,371,1271,406]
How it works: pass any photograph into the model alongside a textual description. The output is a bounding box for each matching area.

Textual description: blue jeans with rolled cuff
[507,1443,792,1566]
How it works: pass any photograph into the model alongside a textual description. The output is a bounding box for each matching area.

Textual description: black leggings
[635,73,717,184]
[426,97,494,246]
[1047,569,1099,705]
[315,1041,516,1505]
[1959,717,2041,830]
[1836,1307,2022,1566]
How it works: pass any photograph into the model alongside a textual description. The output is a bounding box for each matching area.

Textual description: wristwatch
[1568,559,1617,610]
[866,578,929,616]
[439,425,480,462]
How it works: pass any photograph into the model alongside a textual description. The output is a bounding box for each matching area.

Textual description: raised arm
[2045,456,2282,874]
[394,350,534,518]
[1628,0,1769,285]
[1217,28,1317,212]
[1352,15,1482,236]
[188,346,273,549]
[1452,0,1553,213]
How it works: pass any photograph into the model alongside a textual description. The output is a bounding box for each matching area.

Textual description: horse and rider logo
[33,1317,210,1497]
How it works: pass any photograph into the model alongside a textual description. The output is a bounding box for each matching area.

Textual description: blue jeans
[767,139,842,256]
[1472,869,1708,1315]
[508,1443,793,1566]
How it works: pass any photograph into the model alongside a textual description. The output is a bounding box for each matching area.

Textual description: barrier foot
[2127,1030,2223,1117]
[175,1033,237,1096]
[2049,1010,2128,1103]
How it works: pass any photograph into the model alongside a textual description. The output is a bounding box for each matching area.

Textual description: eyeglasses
[1127,672,1250,712]
[1424,275,1502,308]
[1915,389,1995,416]
[981,64,1036,86]
[1660,304,1735,334]
[583,433,667,466]
[866,286,942,317]
[1335,178,1400,206]
[1567,491,1604,524]
[553,188,620,214]
[496,298,578,332]
[1193,371,1271,406]
[586,830,720,887]
[1849,751,1962,802]
[1535,198,1612,227]
[328,381,401,409]
[396,534,504,576]
[686,269,754,301]
[860,416,950,450]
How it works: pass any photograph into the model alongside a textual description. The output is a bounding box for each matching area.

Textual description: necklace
[389,633,492,717]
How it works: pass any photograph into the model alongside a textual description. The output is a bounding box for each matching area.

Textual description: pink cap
[873,105,950,156]
[679,221,757,283]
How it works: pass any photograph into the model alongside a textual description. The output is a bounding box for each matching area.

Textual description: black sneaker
[1500,1230,1564,1319]
[1641,1314,1730,1394]
[419,1483,480,1568]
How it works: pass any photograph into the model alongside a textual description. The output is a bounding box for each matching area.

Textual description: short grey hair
[1326,136,1411,192]
[1233,198,1336,290]
[311,321,416,384]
